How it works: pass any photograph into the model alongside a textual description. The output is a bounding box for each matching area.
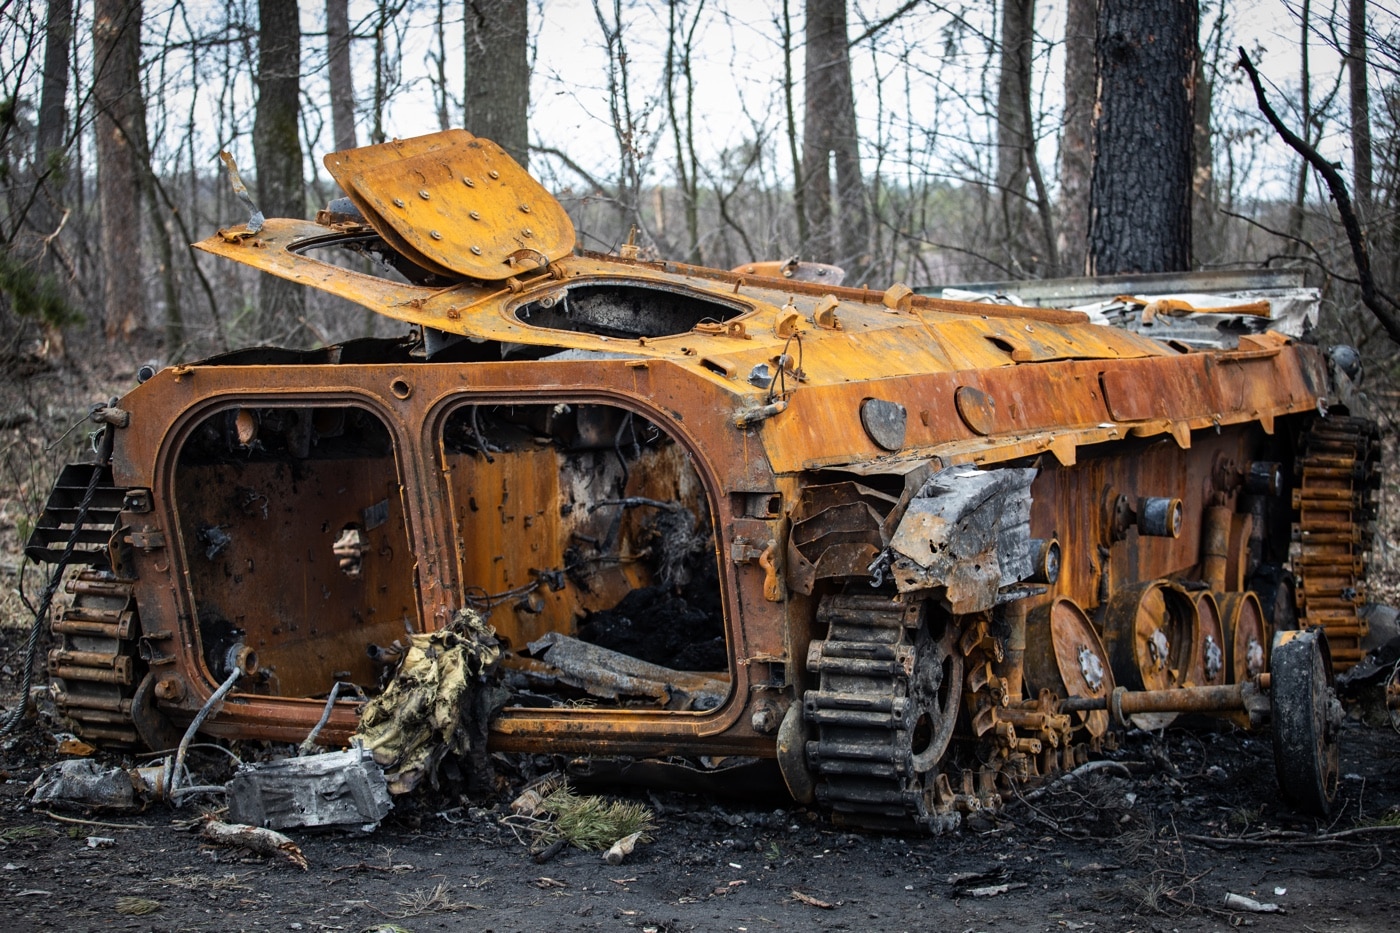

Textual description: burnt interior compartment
[513,283,745,338]
[175,406,417,698]
[441,402,729,708]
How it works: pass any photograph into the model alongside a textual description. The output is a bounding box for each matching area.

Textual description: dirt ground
[0,719,1397,933]
[1,355,1398,933]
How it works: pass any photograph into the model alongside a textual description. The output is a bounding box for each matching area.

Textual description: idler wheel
[1271,628,1342,816]
[1218,591,1269,684]
[1189,591,1227,687]
[1024,597,1114,738]
[907,618,962,774]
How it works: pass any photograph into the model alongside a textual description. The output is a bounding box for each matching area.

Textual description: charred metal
[26,129,1383,833]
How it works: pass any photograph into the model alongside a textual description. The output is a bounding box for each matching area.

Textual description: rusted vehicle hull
[30,130,1378,830]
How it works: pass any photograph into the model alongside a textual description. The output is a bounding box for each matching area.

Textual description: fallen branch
[1238,47,1400,344]
[1023,760,1134,802]
[200,819,308,870]
[40,811,153,830]
[1182,822,1400,847]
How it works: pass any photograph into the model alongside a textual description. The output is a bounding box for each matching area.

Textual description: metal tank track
[802,592,964,832]
[48,571,144,747]
[1291,415,1381,669]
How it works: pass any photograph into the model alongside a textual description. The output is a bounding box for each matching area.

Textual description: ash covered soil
[1,683,1398,933]
[1,360,1399,933]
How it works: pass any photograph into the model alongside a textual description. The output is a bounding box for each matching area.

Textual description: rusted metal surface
[524,633,729,711]
[1291,416,1381,668]
[1100,580,1198,694]
[1219,590,1269,683]
[1060,679,1268,721]
[1022,597,1113,738]
[323,130,575,280]
[1189,591,1227,687]
[30,129,1380,831]
[48,571,142,747]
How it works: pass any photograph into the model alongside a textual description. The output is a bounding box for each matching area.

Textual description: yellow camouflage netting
[353,608,502,794]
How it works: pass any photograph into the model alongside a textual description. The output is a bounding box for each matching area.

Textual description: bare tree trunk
[1192,4,1222,266]
[665,0,704,264]
[36,0,73,171]
[1087,0,1196,275]
[995,0,1033,275]
[1288,0,1312,246]
[93,0,145,342]
[782,0,808,249]
[370,1,390,146]
[431,0,451,131]
[802,0,869,275]
[1349,0,1372,219]
[327,0,358,151]
[254,0,305,342]
[465,0,530,167]
[1056,0,1093,275]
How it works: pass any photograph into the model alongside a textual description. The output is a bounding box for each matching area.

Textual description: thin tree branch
[532,145,613,198]
[1217,208,1364,287]
[1239,46,1400,343]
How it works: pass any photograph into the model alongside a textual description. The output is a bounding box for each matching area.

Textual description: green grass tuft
[538,784,655,851]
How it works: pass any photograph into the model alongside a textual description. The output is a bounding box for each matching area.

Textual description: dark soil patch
[1,695,1397,933]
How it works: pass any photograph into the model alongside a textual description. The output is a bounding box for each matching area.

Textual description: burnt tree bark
[1087,0,1197,275]
[465,0,530,168]
[253,0,305,341]
[327,0,357,152]
[1056,0,1094,275]
[801,0,869,275]
[93,0,145,342]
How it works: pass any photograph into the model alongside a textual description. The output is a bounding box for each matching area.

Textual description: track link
[49,571,144,747]
[1291,416,1381,669]
[803,593,963,831]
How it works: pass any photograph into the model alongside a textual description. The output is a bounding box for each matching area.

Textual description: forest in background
[1,0,1399,383]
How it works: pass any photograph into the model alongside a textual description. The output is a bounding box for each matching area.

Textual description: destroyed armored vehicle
[29,131,1380,831]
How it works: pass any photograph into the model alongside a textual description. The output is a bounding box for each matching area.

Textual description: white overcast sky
[7,0,1376,203]
[321,0,1374,202]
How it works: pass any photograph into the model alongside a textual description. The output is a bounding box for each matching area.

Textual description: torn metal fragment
[526,632,729,711]
[225,746,392,831]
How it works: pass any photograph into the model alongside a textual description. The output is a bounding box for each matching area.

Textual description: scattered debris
[114,896,161,916]
[85,836,114,848]
[354,609,503,794]
[525,632,728,710]
[791,890,837,909]
[510,772,565,817]
[1224,892,1282,913]
[199,819,308,870]
[55,737,95,757]
[532,838,567,864]
[604,830,643,865]
[225,746,391,831]
[504,781,654,858]
[28,758,164,811]
[393,881,477,916]
[970,882,1028,897]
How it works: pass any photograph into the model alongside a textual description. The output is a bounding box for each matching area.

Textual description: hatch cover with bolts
[323,129,576,280]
